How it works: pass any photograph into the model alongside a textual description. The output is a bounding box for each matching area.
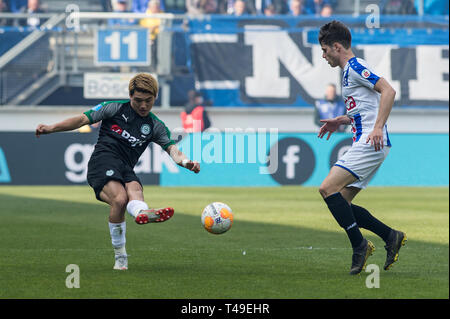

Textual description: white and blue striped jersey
[341,57,391,146]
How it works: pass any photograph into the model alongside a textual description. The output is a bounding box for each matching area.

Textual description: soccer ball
[201,202,233,234]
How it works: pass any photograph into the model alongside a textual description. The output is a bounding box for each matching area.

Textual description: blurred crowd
[96,0,449,16]
[1,0,45,27]
[1,0,449,27]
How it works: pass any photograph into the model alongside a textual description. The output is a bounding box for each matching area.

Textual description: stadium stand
[0,1,448,108]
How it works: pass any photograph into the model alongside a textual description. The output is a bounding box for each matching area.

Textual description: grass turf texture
[0,186,448,299]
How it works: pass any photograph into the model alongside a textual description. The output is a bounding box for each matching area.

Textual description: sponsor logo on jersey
[92,103,103,111]
[111,124,145,147]
[140,124,151,135]
[350,118,356,142]
[111,124,123,134]
[345,96,356,111]
[362,69,371,78]
[106,170,114,176]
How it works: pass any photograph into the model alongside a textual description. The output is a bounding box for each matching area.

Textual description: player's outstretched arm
[166,144,200,174]
[318,115,351,140]
[35,114,91,138]
[367,77,396,151]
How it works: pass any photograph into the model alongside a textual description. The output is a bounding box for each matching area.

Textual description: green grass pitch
[0,186,448,299]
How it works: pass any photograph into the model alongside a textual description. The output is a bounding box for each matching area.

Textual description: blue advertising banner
[161,132,449,187]
[0,132,448,186]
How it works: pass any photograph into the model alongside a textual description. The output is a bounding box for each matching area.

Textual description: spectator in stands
[307,0,335,15]
[180,90,211,133]
[264,3,276,15]
[133,0,166,12]
[217,0,258,15]
[0,0,11,26]
[101,0,113,12]
[139,0,163,68]
[132,0,148,12]
[217,0,234,14]
[314,83,346,132]
[271,0,290,14]
[140,0,163,41]
[109,0,137,26]
[289,0,308,15]
[8,0,27,13]
[14,0,46,28]
[204,0,219,13]
[186,0,218,15]
[320,3,333,16]
[250,0,289,14]
[233,0,249,15]
[287,0,335,15]
[381,0,417,14]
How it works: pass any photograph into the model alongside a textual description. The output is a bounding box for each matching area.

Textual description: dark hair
[318,20,352,49]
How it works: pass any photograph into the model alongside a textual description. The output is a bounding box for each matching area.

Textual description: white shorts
[334,139,390,189]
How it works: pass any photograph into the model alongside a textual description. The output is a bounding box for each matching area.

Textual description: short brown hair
[129,73,158,97]
[318,20,352,49]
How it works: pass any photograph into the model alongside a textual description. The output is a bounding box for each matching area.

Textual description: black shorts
[87,153,142,202]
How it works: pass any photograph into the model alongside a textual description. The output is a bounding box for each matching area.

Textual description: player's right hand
[35,124,52,137]
[318,119,339,140]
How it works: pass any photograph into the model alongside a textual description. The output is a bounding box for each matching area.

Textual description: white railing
[0,11,186,107]
[0,13,66,69]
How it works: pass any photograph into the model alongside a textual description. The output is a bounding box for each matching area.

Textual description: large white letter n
[244,26,290,98]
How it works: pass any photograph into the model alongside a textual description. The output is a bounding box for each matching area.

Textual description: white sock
[126,200,149,218]
[114,245,127,257]
[109,222,126,255]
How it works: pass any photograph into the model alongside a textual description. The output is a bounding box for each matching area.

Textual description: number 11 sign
[95,28,150,66]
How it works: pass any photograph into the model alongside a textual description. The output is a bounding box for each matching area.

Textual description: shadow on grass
[0,193,448,299]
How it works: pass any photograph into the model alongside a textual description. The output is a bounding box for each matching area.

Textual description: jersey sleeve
[348,58,380,89]
[83,101,123,124]
[150,113,176,150]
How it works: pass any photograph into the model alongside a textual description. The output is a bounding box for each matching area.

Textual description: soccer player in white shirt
[317,21,407,275]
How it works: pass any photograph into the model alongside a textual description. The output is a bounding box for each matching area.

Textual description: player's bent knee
[318,182,332,198]
[318,184,340,200]
[318,186,329,199]
[111,193,129,209]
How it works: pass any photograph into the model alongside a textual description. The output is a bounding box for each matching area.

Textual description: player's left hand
[366,127,384,151]
[183,160,200,174]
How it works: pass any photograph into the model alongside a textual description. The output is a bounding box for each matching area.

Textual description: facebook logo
[267,138,315,185]
[282,145,300,179]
